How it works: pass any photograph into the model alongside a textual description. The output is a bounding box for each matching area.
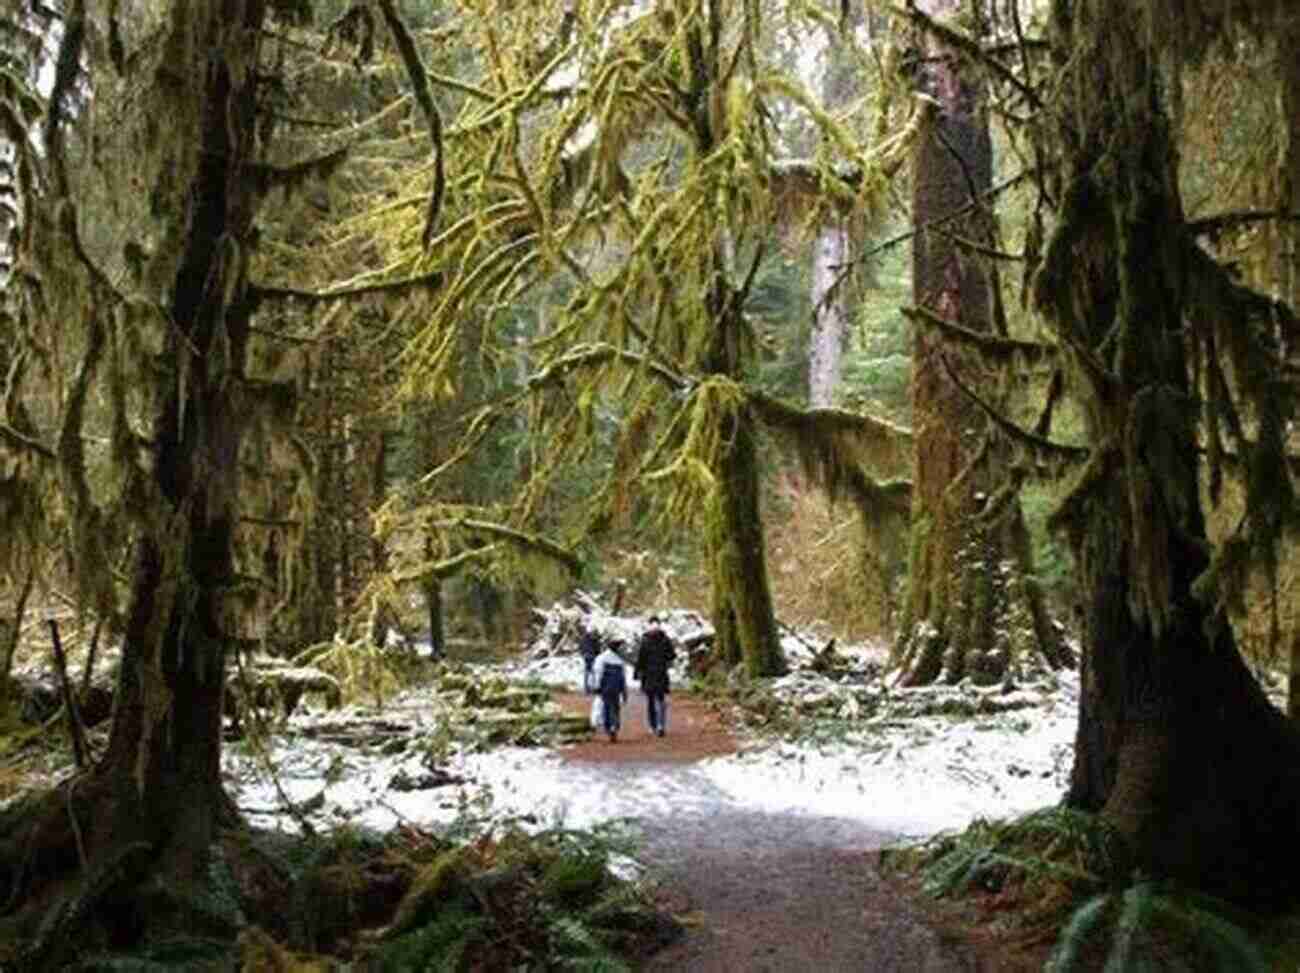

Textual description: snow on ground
[223,650,1078,845]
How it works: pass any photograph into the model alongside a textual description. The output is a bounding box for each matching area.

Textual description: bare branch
[377,0,444,249]
[0,421,55,460]
[1188,209,1300,240]
[901,304,1056,364]
[248,268,443,307]
[893,1,1042,110]
[938,353,1088,469]
[246,146,350,193]
[527,343,691,393]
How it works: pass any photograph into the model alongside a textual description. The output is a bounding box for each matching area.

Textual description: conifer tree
[0,1,449,957]
[1029,0,1300,898]
[894,0,1069,685]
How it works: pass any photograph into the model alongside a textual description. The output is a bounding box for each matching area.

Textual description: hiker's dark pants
[645,691,667,732]
[601,691,623,734]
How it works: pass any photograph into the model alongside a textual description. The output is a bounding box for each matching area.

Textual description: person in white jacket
[591,641,629,742]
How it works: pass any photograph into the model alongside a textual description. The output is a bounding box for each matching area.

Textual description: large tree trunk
[84,0,263,889]
[1281,21,1300,724]
[695,236,782,677]
[1040,1,1300,901]
[0,2,268,959]
[895,0,1066,686]
[807,13,865,410]
[808,224,851,408]
[707,400,784,677]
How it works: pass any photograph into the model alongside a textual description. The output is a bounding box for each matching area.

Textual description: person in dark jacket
[578,626,601,693]
[635,618,675,737]
[592,640,628,742]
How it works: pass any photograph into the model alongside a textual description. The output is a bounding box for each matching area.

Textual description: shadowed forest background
[1,0,1300,969]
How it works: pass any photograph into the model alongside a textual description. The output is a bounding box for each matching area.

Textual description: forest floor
[2,611,1082,969]
[552,690,1042,971]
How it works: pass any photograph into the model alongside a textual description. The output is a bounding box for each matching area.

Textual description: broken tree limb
[46,618,88,769]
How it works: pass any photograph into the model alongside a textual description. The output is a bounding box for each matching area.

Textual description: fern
[371,903,488,973]
[1048,879,1272,973]
[541,848,608,904]
[1104,883,1154,973]
[1148,887,1270,973]
[560,956,634,973]
[583,880,654,924]
[1047,891,1115,972]
[548,914,629,972]
[74,935,236,971]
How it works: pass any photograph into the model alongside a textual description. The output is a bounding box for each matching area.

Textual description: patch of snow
[700,674,1077,838]
[223,663,1079,847]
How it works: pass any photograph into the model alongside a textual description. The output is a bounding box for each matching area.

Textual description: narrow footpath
[553,691,983,972]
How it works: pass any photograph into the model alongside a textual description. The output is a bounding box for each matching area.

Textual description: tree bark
[807,14,863,410]
[808,224,851,408]
[95,0,263,892]
[1281,20,1300,724]
[895,0,1066,686]
[1041,1,1300,901]
[0,2,270,956]
[707,400,784,677]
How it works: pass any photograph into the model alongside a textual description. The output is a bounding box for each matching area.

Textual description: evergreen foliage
[369,821,661,972]
[903,806,1279,970]
[1046,880,1272,973]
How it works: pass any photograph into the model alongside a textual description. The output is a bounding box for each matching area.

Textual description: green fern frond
[559,955,634,973]
[1105,882,1155,973]
[371,903,488,973]
[583,880,652,923]
[548,914,630,971]
[1048,878,1272,973]
[74,935,236,971]
[540,849,608,904]
[549,914,607,953]
[1046,892,1114,973]
[1148,890,1270,973]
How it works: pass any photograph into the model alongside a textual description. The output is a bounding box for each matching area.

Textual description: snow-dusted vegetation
[221,604,1077,847]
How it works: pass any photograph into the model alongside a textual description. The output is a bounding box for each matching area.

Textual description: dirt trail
[553,691,979,971]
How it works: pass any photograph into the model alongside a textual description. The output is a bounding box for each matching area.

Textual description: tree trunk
[1041,1,1300,901]
[1,566,35,694]
[1281,21,1300,724]
[93,0,262,891]
[895,0,1066,686]
[1064,461,1300,902]
[0,2,269,957]
[700,226,784,677]
[423,535,445,661]
[707,402,784,677]
[808,223,851,408]
[807,16,862,410]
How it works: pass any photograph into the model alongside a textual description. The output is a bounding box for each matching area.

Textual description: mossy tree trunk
[1281,21,1300,724]
[80,0,264,900]
[895,0,1067,686]
[675,9,782,679]
[699,238,783,676]
[1041,1,1300,901]
[706,395,784,677]
[0,2,275,959]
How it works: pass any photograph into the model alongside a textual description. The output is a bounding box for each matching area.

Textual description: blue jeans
[645,691,667,732]
[601,691,623,734]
